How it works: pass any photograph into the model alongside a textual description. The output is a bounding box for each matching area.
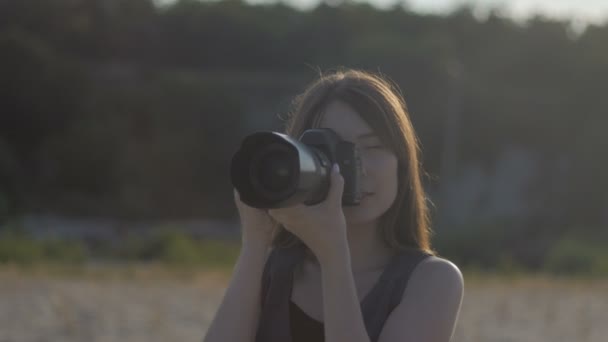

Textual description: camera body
[230,128,363,209]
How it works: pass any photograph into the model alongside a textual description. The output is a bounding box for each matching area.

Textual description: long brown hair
[270,68,436,256]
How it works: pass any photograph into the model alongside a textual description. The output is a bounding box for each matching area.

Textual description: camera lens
[231,129,352,208]
[250,143,296,194]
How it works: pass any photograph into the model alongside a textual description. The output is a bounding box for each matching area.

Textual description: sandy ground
[1,265,606,342]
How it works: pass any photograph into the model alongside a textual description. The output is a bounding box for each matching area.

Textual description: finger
[267,208,282,221]
[269,207,293,219]
[287,204,307,219]
[327,163,345,206]
[269,206,299,224]
[289,203,307,211]
[234,189,243,208]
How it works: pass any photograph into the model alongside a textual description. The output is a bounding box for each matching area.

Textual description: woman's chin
[343,209,377,225]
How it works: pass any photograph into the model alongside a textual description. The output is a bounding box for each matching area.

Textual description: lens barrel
[230,131,329,208]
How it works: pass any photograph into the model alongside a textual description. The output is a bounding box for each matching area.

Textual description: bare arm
[318,239,372,342]
[318,241,464,342]
[377,256,464,342]
[203,238,271,342]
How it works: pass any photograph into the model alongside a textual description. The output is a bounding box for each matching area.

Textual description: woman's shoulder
[407,255,464,295]
[418,254,460,269]
[391,248,463,288]
[377,257,464,341]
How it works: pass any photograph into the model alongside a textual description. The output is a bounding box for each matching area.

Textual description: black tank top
[256,243,432,342]
[290,299,324,342]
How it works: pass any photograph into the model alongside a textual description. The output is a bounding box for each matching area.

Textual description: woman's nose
[359,155,368,176]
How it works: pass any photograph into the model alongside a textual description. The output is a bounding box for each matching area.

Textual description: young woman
[204,69,464,342]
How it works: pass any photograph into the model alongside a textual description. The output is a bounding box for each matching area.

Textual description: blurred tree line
[0,0,606,265]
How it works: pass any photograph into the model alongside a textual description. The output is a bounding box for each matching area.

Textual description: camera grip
[335,141,362,205]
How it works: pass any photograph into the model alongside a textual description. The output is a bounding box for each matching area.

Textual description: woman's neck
[303,221,394,275]
[346,221,394,274]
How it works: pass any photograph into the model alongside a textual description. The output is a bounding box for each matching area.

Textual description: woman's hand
[234,188,275,246]
[267,163,347,262]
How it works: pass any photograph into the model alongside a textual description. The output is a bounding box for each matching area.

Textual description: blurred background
[0,0,606,341]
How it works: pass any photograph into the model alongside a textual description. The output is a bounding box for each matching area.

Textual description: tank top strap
[257,244,432,342]
[361,248,433,342]
[387,249,434,310]
[256,244,306,342]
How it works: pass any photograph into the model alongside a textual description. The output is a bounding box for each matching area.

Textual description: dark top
[256,243,432,342]
[289,299,325,342]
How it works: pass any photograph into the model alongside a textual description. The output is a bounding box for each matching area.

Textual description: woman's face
[318,100,399,226]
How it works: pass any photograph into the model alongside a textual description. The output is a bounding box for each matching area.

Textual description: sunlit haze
[155,0,608,27]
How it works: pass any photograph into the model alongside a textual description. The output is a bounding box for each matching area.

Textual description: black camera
[230,128,363,209]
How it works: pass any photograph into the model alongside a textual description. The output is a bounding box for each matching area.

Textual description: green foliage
[544,235,608,277]
[111,228,241,269]
[435,220,608,277]
[66,69,254,218]
[145,230,239,268]
[0,28,87,145]
[0,192,8,220]
[139,230,204,265]
[0,222,240,269]
[0,234,45,264]
[43,239,87,263]
[0,225,87,265]
[433,219,524,270]
[8,2,596,225]
[0,0,606,261]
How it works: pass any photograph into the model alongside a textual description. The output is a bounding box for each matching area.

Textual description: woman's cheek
[377,154,399,208]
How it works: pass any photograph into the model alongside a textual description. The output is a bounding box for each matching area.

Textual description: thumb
[327,163,344,206]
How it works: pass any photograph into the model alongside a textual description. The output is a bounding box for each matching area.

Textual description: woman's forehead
[318,101,374,140]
